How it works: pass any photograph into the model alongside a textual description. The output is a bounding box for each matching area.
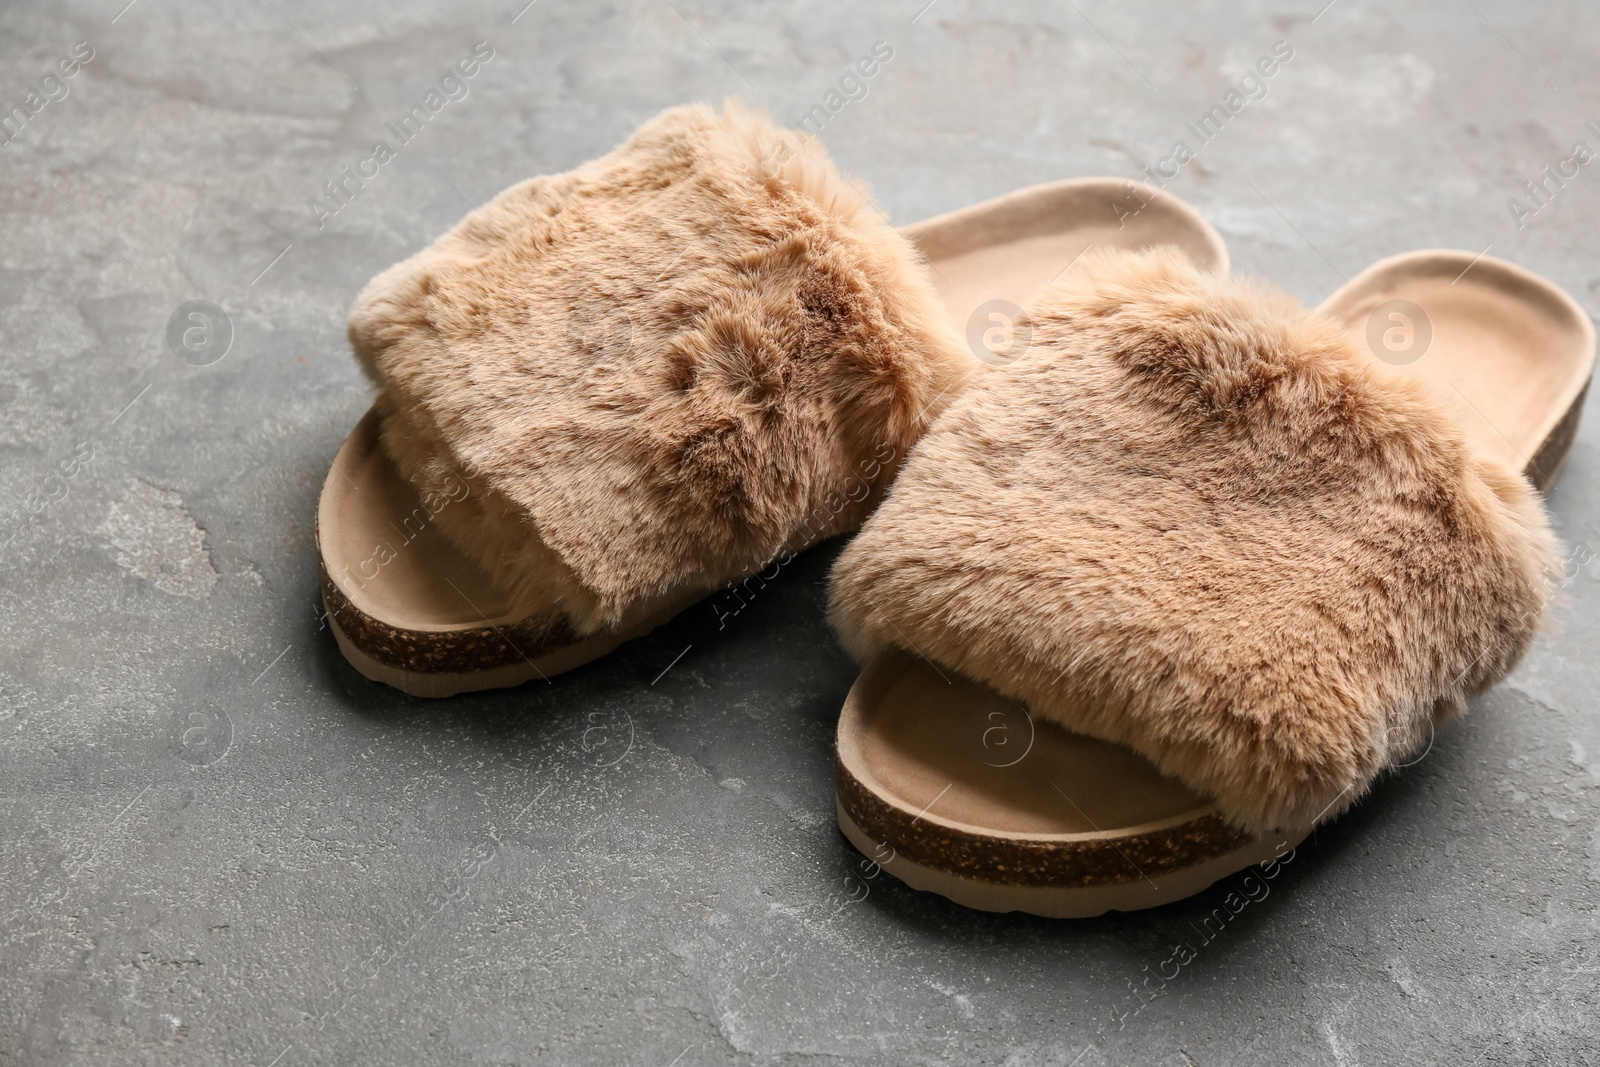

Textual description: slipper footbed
[1318,251,1595,490]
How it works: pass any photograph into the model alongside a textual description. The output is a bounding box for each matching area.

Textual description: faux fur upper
[829,248,1559,834]
[349,101,973,632]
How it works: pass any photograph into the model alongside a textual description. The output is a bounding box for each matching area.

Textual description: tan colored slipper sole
[835,249,1592,917]
[317,409,715,698]
[319,179,1229,697]
[904,177,1229,351]
[1317,250,1594,491]
[835,650,1295,918]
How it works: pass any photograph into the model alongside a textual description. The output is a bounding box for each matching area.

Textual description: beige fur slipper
[317,102,1228,697]
[829,246,1592,917]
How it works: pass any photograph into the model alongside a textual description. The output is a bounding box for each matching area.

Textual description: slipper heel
[1318,250,1595,491]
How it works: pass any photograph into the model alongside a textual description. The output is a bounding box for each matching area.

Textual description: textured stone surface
[2,1,1597,1064]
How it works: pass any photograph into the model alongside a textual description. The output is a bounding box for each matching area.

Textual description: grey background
[2,1,1597,1064]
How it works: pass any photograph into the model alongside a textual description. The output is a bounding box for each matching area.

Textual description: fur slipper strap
[348,102,972,630]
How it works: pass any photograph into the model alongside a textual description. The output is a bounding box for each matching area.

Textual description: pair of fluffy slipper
[318,102,1595,917]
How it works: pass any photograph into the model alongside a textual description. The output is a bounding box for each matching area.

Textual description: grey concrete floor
[2,1,1598,1064]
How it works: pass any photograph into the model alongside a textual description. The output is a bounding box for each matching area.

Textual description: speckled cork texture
[835,755,1255,888]
[1529,380,1590,491]
[316,530,581,674]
